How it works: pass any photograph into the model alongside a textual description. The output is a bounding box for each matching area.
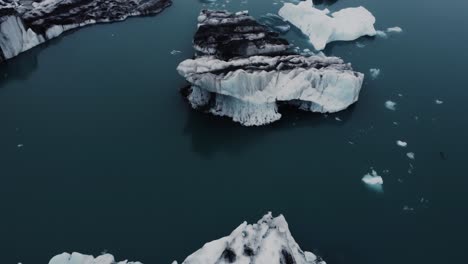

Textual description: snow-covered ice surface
[278,0,376,50]
[48,252,142,264]
[173,213,326,264]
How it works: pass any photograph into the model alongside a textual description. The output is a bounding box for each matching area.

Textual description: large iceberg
[48,252,142,264]
[0,0,172,63]
[177,9,364,126]
[174,212,326,264]
[278,0,376,50]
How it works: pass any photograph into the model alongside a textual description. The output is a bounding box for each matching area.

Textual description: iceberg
[278,0,376,50]
[178,10,364,126]
[178,54,363,126]
[173,212,326,264]
[194,10,289,60]
[48,252,142,264]
[0,0,172,63]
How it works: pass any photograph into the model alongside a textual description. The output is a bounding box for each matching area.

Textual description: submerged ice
[173,213,326,264]
[278,0,376,50]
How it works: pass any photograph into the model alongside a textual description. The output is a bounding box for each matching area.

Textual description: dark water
[1,0,467,263]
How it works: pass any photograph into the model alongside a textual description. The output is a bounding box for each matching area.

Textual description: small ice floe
[362,170,384,192]
[387,27,403,33]
[170,50,182,55]
[397,140,408,147]
[403,205,414,212]
[398,93,403,97]
[335,117,342,121]
[406,152,415,160]
[393,121,399,126]
[435,99,444,104]
[385,100,397,111]
[369,68,381,80]
[17,144,24,148]
[355,42,366,48]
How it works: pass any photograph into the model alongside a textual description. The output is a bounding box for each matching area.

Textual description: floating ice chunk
[387,27,403,33]
[435,99,444,104]
[375,30,388,38]
[362,170,383,185]
[48,252,142,264]
[385,100,397,111]
[278,0,376,50]
[369,68,380,80]
[362,170,384,192]
[406,152,415,159]
[170,50,181,55]
[176,213,326,264]
[397,140,408,147]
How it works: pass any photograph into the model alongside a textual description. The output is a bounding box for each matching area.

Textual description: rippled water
[1,0,467,263]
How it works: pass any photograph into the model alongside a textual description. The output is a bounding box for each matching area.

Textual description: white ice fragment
[385,100,397,111]
[397,140,408,147]
[435,99,444,104]
[17,144,23,148]
[386,27,403,33]
[369,68,380,80]
[406,152,415,160]
[278,0,376,50]
[362,170,383,185]
[170,50,182,55]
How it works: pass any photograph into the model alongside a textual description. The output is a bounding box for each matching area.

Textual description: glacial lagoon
[1,0,467,263]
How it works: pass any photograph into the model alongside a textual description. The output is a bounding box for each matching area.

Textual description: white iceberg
[48,252,142,264]
[174,212,325,264]
[278,0,376,50]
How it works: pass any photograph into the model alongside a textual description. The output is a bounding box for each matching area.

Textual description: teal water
[1,0,467,263]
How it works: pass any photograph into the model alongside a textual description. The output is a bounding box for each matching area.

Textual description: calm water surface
[1,0,467,263]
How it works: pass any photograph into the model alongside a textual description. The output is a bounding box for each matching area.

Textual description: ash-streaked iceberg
[177,9,364,126]
[173,212,326,264]
[278,0,376,50]
[178,54,364,126]
[194,9,289,60]
[48,252,142,264]
[0,0,172,63]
